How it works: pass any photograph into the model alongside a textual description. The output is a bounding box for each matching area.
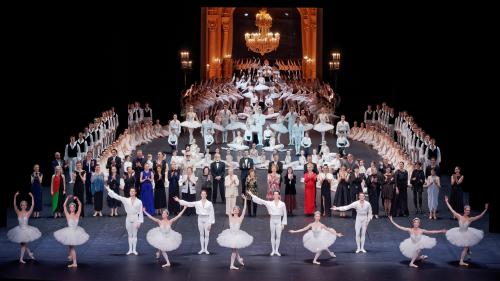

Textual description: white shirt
[336,120,350,135]
[178,199,215,224]
[316,172,334,188]
[106,188,144,223]
[250,195,287,225]
[336,200,373,219]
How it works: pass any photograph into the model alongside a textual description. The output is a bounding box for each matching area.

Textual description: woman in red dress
[266,164,281,200]
[304,163,317,215]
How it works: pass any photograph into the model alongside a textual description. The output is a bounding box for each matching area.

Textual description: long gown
[304,172,317,215]
[154,173,167,209]
[31,173,43,212]
[333,175,350,207]
[51,175,64,214]
[141,170,155,214]
[449,176,464,213]
[107,175,122,209]
[168,169,181,215]
[73,170,86,217]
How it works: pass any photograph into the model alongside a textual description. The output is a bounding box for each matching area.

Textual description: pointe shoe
[313,260,321,265]
[133,251,138,256]
[459,261,469,266]
[230,265,239,270]
[360,249,367,253]
[126,250,133,255]
[329,252,336,257]
[19,259,26,264]
[355,249,361,253]
[409,263,418,268]
[238,258,245,266]
[93,213,98,217]
[270,251,275,256]
[419,255,428,260]
[204,250,210,255]
[68,263,78,268]
[198,250,204,255]
[162,263,171,268]
[275,252,281,256]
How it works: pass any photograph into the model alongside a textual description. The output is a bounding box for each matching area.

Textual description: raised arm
[143,207,161,224]
[247,191,267,206]
[323,224,344,237]
[174,197,196,208]
[444,196,461,219]
[63,196,70,216]
[470,203,489,222]
[170,206,188,223]
[289,223,312,234]
[13,192,20,215]
[422,228,446,234]
[332,201,357,212]
[75,196,82,217]
[240,195,248,221]
[105,185,126,203]
[389,216,410,232]
[27,192,35,215]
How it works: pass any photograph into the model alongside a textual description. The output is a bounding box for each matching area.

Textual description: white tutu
[146,225,182,252]
[264,113,279,119]
[313,123,334,132]
[399,234,436,258]
[54,226,89,246]
[446,227,484,247]
[226,122,245,131]
[227,143,249,151]
[270,123,288,134]
[263,144,284,151]
[254,84,269,91]
[303,123,314,131]
[217,228,254,249]
[213,124,225,132]
[180,120,201,129]
[303,228,337,253]
[7,226,42,243]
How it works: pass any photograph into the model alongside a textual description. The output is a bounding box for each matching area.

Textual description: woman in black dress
[284,167,297,216]
[154,164,167,214]
[449,166,464,217]
[167,162,181,215]
[72,161,86,217]
[381,167,394,217]
[106,166,121,216]
[123,166,136,198]
[366,166,382,218]
[200,166,213,200]
[333,166,350,217]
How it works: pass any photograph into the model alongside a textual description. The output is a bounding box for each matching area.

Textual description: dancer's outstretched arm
[240,195,247,221]
[289,223,312,234]
[422,228,447,234]
[389,216,410,232]
[143,208,161,224]
[470,203,489,222]
[75,196,82,217]
[170,206,188,223]
[444,196,461,219]
[13,192,20,215]
[323,225,344,237]
[63,196,70,217]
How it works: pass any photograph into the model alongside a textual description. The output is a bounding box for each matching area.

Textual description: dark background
[4,0,493,228]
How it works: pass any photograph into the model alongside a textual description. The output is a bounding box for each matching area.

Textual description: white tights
[198,216,211,252]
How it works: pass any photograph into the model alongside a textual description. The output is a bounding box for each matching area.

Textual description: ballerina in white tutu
[53,195,89,268]
[180,105,201,144]
[143,206,187,267]
[7,192,41,263]
[389,216,446,268]
[444,196,488,266]
[289,211,343,265]
[227,131,249,151]
[217,195,254,270]
[313,107,335,143]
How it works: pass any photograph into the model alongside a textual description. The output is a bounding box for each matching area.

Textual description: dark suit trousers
[212,179,225,203]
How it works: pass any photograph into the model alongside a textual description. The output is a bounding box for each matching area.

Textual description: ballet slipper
[459,261,469,266]
[19,259,26,264]
[230,265,239,270]
[198,250,204,255]
[313,260,321,265]
[409,263,418,268]
[162,263,171,267]
[68,263,78,268]
[275,252,281,256]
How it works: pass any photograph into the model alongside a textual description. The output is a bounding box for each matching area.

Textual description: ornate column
[206,8,222,79]
[221,8,234,79]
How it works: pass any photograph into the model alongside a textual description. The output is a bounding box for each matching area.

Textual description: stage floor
[1,131,499,281]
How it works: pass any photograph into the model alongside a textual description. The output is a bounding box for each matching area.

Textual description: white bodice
[17,216,29,229]
[458,219,471,232]
[229,222,241,231]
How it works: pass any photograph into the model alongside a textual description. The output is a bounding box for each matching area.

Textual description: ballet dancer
[143,206,187,267]
[389,216,446,268]
[174,190,215,254]
[7,192,41,263]
[332,192,372,253]
[289,211,343,264]
[444,196,488,266]
[217,195,254,270]
[105,185,144,255]
[53,196,89,267]
[247,190,287,256]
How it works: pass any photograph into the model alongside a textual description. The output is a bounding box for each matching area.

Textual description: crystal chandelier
[244,9,280,56]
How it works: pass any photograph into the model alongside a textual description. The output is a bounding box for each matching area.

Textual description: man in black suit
[132,149,147,190]
[51,152,66,174]
[106,149,122,176]
[268,153,283,182]
[303,155,319,174]
[239,150,254,194]
[210,153,226,203]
